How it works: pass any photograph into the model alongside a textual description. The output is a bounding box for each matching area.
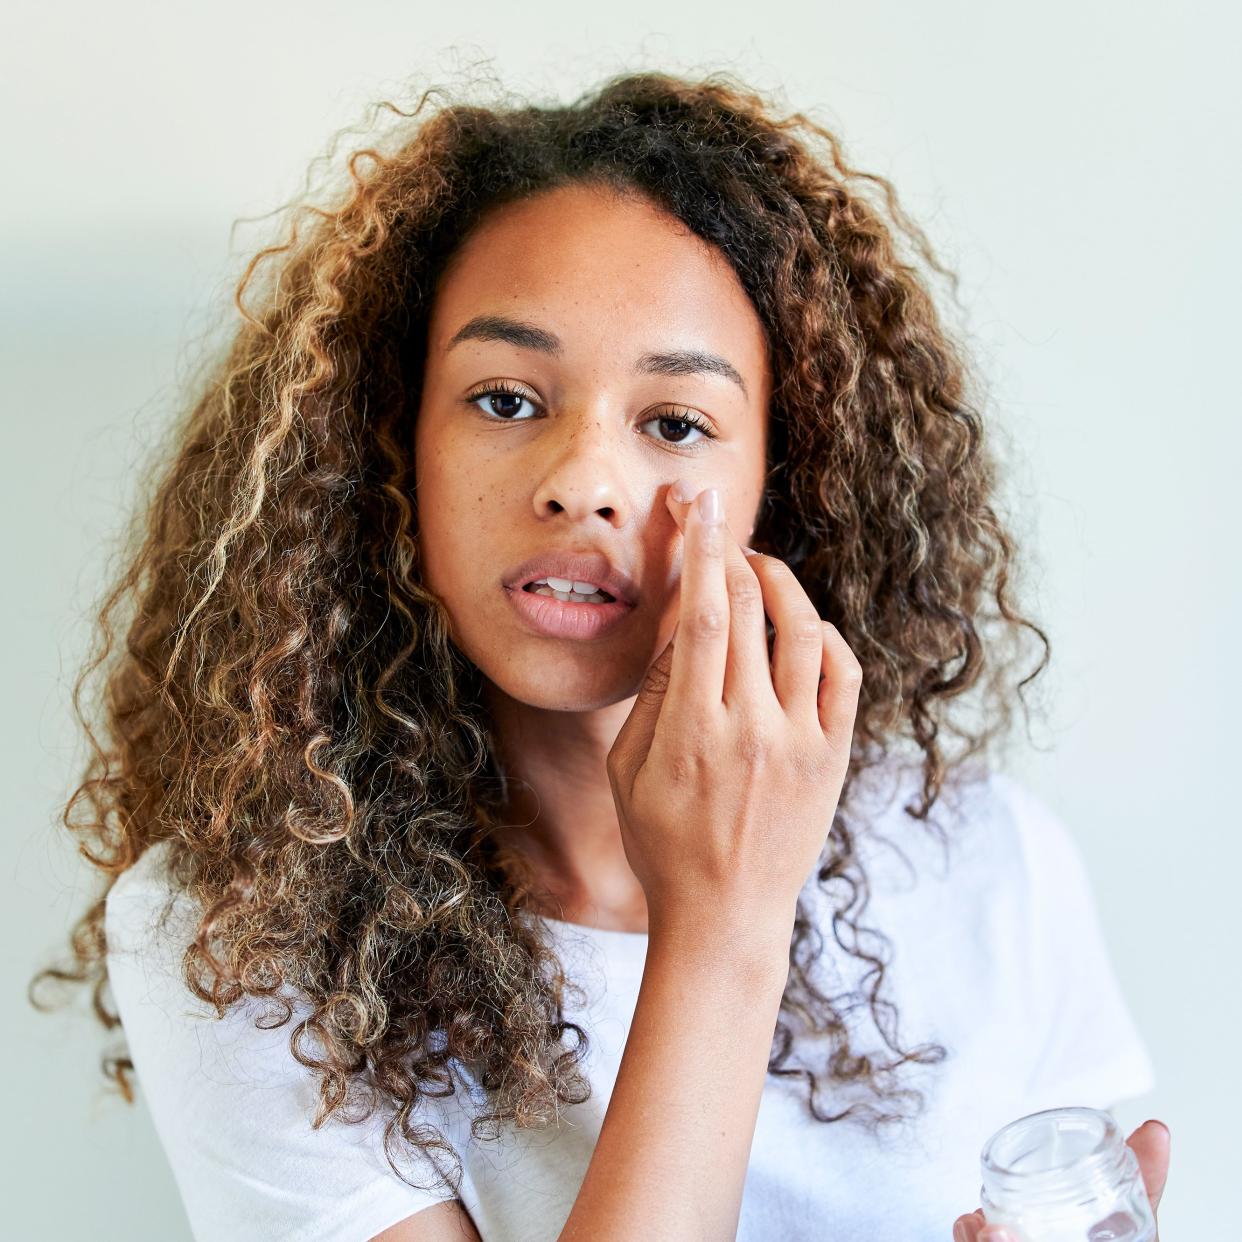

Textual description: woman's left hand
[950,1117,1171,1241]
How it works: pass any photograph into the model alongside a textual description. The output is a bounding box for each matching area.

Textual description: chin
[484,661,646,714]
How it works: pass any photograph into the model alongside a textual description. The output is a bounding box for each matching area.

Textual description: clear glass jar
[979,1106,1156,1241]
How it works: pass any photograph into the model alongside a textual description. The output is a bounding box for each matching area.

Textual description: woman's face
[414,181,771,711]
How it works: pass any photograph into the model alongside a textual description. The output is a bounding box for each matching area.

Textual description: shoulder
[103,842,465,1239]
[104,839,201,982]
[844,758,1047,896]
[106,839,186,925]
[958,768,1101,930]
[837,759,1104,984]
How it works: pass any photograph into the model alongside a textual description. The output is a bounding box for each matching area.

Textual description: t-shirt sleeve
[997,774,1158,1115]
[104,871,461,1242]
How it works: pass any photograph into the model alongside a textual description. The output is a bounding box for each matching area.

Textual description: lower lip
[504,584,635,640]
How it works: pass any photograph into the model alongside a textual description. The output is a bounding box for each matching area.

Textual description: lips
[505,582,635,640]
[503,549,639,607]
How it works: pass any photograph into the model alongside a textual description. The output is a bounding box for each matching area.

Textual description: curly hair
[29,67,1051,1197]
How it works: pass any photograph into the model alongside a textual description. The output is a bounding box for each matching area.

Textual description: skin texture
[414,181,772,929]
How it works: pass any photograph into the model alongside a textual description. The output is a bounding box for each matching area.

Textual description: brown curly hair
[29,66,1051,1197]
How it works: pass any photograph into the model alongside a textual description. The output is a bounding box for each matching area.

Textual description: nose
[530,415,630,526]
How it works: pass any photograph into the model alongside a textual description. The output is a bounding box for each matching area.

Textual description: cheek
[415,425,477,522]
[722,489,760,545]
[413,462,469,596]
[418,502,477,607]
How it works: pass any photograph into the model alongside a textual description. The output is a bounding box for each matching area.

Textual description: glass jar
[978,1106,1156,1241]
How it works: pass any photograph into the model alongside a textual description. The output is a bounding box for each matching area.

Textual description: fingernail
[697,486,721,523]
[671,478,697,503]
[743,546,759,557]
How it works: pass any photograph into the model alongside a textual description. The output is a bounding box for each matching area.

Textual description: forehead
[426,183,769,385]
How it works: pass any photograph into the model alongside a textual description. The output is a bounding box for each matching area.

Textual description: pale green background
[4,0,1235,1236]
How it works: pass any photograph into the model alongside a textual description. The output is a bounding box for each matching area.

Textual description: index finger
[664,484,730,721]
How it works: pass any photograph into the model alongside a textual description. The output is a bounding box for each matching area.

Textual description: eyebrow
[445,313,749,400]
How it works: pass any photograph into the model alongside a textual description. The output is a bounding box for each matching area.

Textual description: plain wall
[4,1,1236,1235]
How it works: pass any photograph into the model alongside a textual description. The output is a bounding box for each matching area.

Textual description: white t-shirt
[104,764,1156,1241]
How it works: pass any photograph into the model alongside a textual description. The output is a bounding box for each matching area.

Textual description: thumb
[608,626,677,787]
[1126,1119,1171,1217]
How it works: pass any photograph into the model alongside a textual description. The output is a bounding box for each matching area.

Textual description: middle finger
[665,484,777,712]
[742,551,826,725]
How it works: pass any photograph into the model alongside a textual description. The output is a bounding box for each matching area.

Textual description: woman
[30,69,1169,1240]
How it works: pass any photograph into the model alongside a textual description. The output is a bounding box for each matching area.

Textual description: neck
[483,679,648,928]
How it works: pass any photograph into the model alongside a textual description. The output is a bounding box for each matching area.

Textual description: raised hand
[606,480,862,943]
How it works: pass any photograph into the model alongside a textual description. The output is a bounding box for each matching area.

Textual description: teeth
[526,574,615,603]
[545,576,602,594]
[528,583,613,603]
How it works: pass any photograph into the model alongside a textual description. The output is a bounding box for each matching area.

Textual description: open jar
[979,1106,1156,1241]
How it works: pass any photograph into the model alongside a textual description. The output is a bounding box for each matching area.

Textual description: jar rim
[980,1106,1130,1211]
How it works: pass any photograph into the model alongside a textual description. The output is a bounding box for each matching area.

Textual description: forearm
[557,917,792,1242]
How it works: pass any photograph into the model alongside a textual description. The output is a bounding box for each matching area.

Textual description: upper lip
[504,549,639,606]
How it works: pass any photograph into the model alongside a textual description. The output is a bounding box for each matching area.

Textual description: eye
[462,383,720,452]
[465,380,539,421]
[641,408,718,450]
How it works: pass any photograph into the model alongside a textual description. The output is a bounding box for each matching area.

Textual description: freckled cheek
[422,458,484,529]
[424,478,517,603]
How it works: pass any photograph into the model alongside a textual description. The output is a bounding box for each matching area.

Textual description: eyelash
[462,380,719,449]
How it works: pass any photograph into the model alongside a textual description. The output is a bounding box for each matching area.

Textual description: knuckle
[725,572,763,611]
[823,623,864,680]
[767,560,800,589]
[675,723,718,773]
[604,752,625,788]
[689,607,727,639]
[665,749,698,785]
[841,656,864,688]
[790,740,832,785]
[789,611,825,645]
[733,718,774,763]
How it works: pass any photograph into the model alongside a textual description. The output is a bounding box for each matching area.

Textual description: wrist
[647,904,794,983]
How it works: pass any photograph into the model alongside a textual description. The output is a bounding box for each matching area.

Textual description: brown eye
[465,382,538,421]
[642,409,718,449]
